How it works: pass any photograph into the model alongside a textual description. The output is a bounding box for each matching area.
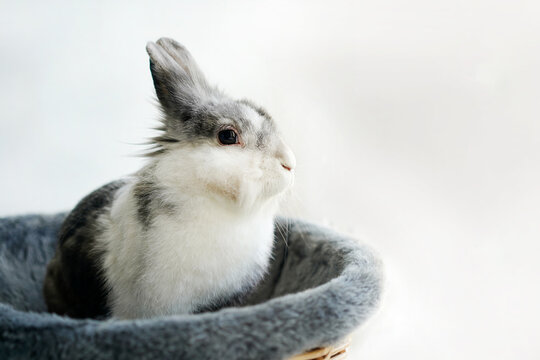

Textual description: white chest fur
[97,183,276,319]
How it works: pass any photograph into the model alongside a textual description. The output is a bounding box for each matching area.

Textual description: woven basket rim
[289,337,350,360]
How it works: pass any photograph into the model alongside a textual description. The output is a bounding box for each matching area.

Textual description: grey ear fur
[146,38,211,120]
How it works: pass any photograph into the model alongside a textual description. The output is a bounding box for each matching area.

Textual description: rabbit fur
[43,38,296,319]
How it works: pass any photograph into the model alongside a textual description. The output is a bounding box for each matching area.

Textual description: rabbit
[43,37,296,319]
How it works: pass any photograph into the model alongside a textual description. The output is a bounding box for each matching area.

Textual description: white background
[1,1,539,359]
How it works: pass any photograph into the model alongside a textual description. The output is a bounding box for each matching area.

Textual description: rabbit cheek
[205,178,240,203]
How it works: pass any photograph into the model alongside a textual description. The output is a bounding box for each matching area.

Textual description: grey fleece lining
[0,213,382,360]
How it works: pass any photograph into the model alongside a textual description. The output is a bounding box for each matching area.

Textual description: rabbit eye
[218,129,239,145]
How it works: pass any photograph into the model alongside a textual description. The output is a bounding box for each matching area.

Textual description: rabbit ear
[146,38,211,119]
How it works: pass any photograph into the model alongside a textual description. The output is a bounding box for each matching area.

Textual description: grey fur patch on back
[43,180,127,318]
[58,180,126,243]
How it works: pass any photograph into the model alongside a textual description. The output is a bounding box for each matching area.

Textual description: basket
[0,214,381,359]
[290,337,351,360]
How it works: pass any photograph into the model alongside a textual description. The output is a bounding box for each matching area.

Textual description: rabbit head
[145,38,295,212]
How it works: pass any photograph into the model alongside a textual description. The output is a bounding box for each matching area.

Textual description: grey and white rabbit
[43,38,296,319]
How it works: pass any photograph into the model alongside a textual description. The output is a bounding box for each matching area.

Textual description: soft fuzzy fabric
[0,213,382,360]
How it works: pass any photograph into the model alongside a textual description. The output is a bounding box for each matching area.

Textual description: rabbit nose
[277,141,296,172]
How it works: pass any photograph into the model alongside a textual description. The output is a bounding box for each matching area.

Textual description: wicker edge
[289,337,351,360]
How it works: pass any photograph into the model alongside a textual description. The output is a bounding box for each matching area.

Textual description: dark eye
[218,129,239,145]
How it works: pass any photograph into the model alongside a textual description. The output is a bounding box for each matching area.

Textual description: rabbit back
[43,180,126,318]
